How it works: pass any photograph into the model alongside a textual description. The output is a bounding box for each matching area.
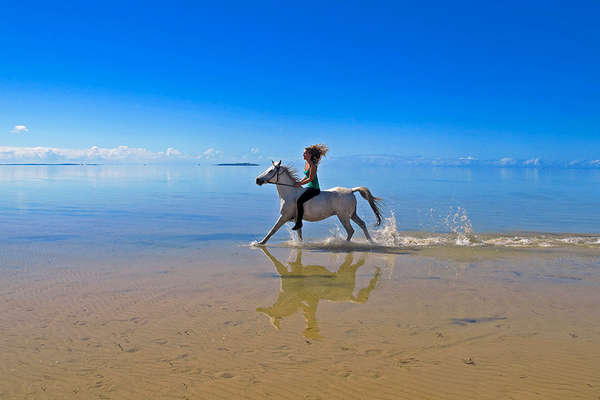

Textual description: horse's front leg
[258,215,290,245]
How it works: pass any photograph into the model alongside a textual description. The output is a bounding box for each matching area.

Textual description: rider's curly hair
[305,144,329,165]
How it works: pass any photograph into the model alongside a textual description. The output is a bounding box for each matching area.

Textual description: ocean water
[1,164,599,249]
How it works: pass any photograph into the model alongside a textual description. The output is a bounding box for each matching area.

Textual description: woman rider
[292,144,328,230]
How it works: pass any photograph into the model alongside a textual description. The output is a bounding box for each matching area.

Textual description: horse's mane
[281,165,300,181]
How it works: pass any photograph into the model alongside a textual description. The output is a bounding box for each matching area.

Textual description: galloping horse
[255,161,383,244]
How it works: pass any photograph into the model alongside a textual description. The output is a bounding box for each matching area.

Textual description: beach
[2,237,599,399]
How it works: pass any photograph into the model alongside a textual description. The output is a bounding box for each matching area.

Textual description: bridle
[265,165,297,188]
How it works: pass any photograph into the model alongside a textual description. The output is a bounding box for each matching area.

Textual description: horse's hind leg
[337,215,354,241]
[351,213,373,243]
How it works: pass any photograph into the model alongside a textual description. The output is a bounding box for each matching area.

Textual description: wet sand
[1,242,599,399]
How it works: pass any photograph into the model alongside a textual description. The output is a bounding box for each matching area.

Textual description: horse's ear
[271,160,274,165]
[276,160,281,167]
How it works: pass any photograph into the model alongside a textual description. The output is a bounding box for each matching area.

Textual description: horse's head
[255,160,281,186]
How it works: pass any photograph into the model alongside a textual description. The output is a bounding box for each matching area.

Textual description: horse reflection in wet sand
[257,248,381,340]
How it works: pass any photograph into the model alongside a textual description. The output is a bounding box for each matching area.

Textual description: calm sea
[1,164,599,249]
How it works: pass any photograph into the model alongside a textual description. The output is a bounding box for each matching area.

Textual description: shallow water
[1,164,599,248]
[1,164,600,398]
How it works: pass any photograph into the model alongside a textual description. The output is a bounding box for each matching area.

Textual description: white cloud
[0,145,190,163]
[250,147,260,154]
[165,147,182,157]
[11,125,29,134]
[196,148,223,161]
[498,157,515,166]
[523,158,540,166]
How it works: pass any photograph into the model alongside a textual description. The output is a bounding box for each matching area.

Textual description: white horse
[255,161,383,244]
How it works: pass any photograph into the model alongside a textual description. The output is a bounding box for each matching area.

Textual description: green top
[304,166,319,189]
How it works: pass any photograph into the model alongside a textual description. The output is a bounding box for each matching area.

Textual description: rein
[266,181,297,187]
[266,166,298,188]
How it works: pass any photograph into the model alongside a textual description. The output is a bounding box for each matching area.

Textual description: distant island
[214,163,260,166]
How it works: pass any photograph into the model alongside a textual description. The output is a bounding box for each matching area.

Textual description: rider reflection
[256,248,381,340]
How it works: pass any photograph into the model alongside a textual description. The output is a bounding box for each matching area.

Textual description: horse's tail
[352,187,383,226]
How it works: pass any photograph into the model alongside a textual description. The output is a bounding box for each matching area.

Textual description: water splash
[255,208,600,250]
[444,207,477,246]
[285,224,303,243]
[369,209,478,247]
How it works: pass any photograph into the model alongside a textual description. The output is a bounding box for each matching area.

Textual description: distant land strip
[214,163,260,166]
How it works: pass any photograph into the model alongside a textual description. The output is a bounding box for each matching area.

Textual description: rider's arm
[297,163,317,185]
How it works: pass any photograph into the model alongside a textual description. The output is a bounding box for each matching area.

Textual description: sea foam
[276,208,600,250]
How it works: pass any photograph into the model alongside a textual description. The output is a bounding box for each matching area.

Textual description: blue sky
[1,1,599,163]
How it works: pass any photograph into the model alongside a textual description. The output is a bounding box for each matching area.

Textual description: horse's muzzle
[256,178,264,186]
